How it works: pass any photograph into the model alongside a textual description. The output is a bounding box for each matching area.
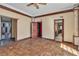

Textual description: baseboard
[42,37,55,41]
[73,35,79,46]
[16,37,74,45]
[16,37,31,42]
[42,37,75,44]
[63,41,73,44]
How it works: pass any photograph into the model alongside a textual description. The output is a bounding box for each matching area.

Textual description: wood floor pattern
[0,38,79,56]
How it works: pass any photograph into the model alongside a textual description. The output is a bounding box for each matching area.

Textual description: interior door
[32,22,38,38]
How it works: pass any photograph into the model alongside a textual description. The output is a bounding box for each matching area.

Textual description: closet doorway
[32,22,42,38]
[54,19,64,42]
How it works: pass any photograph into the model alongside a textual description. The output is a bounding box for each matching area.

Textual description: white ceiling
[0,3,75,17]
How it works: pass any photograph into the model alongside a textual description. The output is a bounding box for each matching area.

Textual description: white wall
[35,16,54,40]
[52,12,74,42]
[74,10,79,36]
[0,17,1,40]
[35,12,74,42]
[0,6,75,43]
[42,16,54,39]
[0,8,31,40]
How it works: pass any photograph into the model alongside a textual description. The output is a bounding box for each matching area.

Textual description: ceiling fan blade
[34,4,39,9]
[27,3,34,6]
[39,3,47,5]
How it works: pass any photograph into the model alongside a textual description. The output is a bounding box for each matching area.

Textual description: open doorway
[32,22,42,38]
[0,16,17,47]
[54,19,64,42]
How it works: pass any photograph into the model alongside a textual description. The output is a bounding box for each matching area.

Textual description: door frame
[54,19,64,42]
[0,15,18,41]
[1,16,12,40]
[31,22,42,38]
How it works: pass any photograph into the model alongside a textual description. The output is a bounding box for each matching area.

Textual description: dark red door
[32,22,38,38]
[32,22,42,38]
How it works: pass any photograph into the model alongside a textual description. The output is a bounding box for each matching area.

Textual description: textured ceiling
[0,3,75,17]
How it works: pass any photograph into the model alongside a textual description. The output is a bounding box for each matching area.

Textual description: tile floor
[0,38,79,56]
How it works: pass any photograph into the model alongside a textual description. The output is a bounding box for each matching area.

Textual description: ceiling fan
[27,3,47,9]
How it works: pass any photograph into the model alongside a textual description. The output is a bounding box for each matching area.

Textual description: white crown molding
[0,3,75,17]
[0,3,33,16]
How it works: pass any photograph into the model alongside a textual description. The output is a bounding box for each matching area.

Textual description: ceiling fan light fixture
[27,3,47,9]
